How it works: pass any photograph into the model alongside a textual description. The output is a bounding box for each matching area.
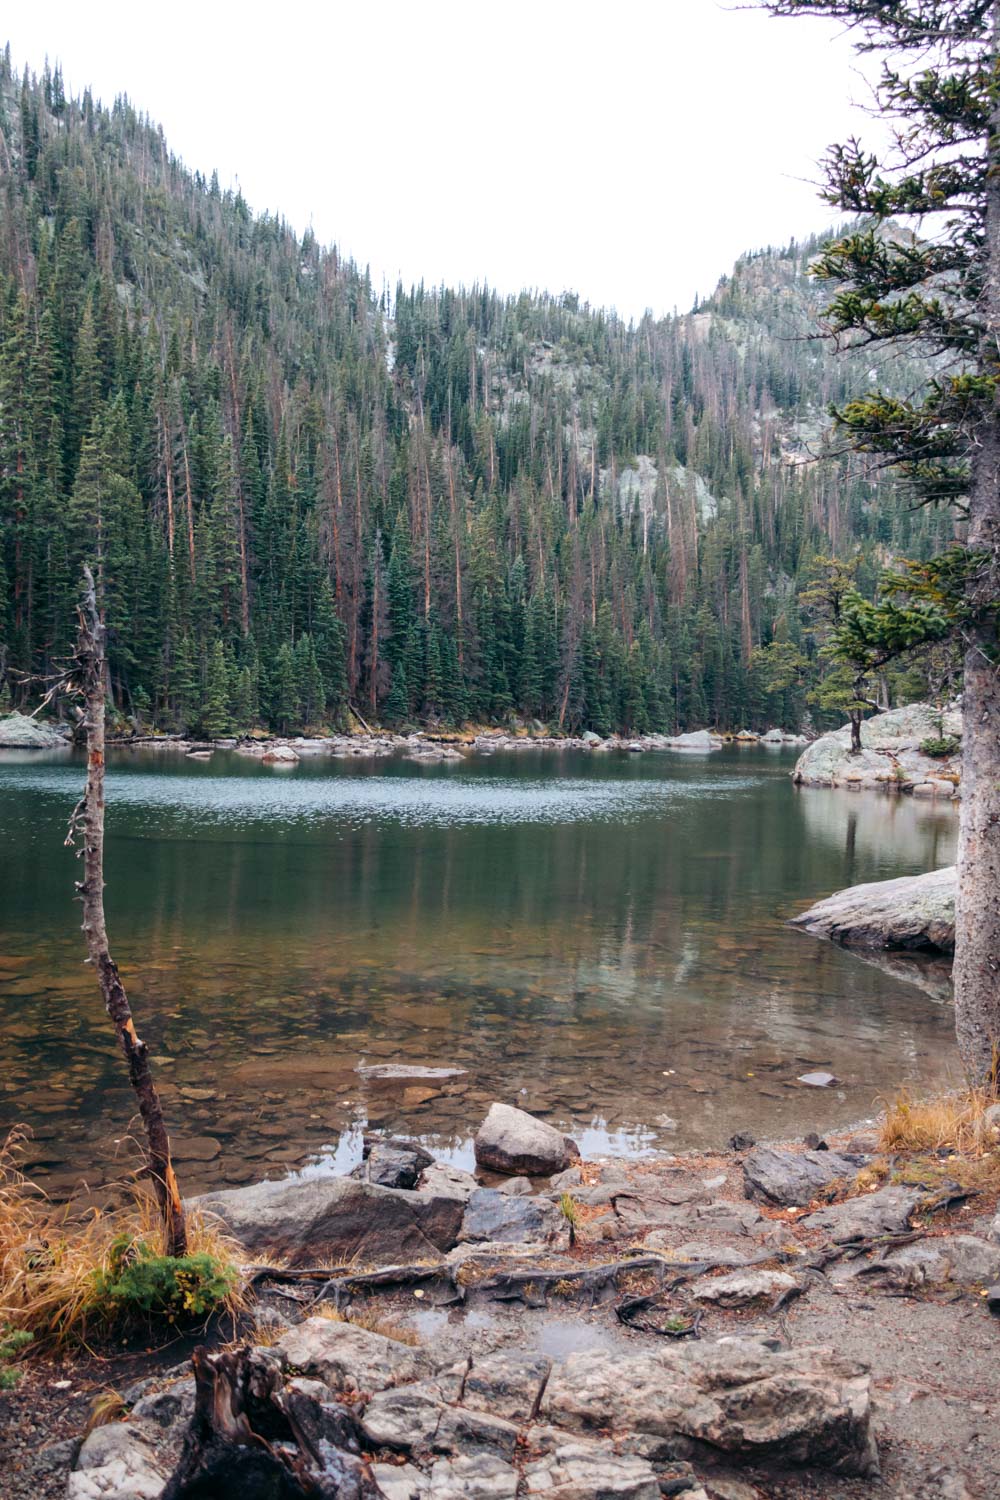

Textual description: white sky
[4,0,881,321]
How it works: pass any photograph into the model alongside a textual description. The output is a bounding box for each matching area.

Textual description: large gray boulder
[792,866,956,954]
[742,1147,869,1207]
[541,1341,878,1477]
[191,1173,466,1264]
[473,1103,578,1176]
[792,702,961,790]
[0,711,68,748]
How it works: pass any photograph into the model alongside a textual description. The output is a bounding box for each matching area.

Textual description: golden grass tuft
[877,1086,997,1155]
[0,1127,247,1350]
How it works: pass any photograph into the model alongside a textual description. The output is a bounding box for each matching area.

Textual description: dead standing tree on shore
[66,566,188,1257]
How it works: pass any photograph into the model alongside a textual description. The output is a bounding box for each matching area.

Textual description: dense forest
[0,50,958,737]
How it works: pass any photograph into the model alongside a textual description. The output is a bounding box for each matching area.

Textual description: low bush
[0,1325,32,1389]
[919,735,960,758]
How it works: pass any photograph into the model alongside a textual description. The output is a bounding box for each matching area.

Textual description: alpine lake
[0,743,959,1203]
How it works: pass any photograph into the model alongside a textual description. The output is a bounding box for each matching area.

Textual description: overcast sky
[4,0,880,320]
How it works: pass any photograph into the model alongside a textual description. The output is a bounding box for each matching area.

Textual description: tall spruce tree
[762,0,1000,1084]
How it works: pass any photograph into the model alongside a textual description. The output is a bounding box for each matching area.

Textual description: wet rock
[460,1187,562,1244]
[353,1136,436,1190]
[742,1147,867,1207]
[861,1233,1000,1286]
[68,1420,169,1500]
[360,1064,468,1081]
[801,1185,920,1242]
[727,1132,756,1152]
[791,866,956,954]
[191,1174,466,1263]
[170,1135,221,1162]
[798,1071,837,1088]
[522,1431,661,1500]
[691,1269,800,1307]
[540,1341,878,1476]
[474,1103,579,1176]
[275,1316,429,1393]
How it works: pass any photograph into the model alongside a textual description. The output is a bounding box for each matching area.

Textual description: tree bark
[71,567,187,1254]
[953,2,1000,1088]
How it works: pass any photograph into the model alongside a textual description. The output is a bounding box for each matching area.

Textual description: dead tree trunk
[68,566,188,1256]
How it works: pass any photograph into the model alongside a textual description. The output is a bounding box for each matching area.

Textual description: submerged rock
[792,866,956,954]
[474,1102,579,1176]
[190,1173,465,1263]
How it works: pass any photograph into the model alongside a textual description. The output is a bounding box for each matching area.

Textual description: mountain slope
[0,51,953,736]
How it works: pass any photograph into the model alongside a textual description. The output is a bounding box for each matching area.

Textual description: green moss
[0,1326,32,1389]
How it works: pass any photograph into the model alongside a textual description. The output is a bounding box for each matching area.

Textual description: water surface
[0,745,959,1198]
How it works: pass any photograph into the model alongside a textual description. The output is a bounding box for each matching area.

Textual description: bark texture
[953,5,1000,1086]
[71,566,188,1254]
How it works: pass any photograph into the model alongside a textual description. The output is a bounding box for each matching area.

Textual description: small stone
[474,1102,578,1176]
[803,1133,828,1150]
[691,1269,799,1307]
[727,1132,756,1152]
[797,1071,838,1088]
[985,1284,1000,1314]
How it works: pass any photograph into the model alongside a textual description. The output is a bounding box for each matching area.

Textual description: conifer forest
[0,52,956,738]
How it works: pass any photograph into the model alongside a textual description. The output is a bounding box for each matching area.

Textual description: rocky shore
[10,1102,994,1500]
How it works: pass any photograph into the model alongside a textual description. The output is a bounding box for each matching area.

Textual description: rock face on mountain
[792,703,961,793]
[0,712,68,748]
[792,866,956,954]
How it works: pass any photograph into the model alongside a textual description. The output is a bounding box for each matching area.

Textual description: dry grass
[0,1128,247,1350]
[310,1301,420,1346]
[878,1086,998,1155]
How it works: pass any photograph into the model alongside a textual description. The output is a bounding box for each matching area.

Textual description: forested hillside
[0,51,957,736]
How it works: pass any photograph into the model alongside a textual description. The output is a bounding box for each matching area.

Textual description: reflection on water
[0,747,960,1200]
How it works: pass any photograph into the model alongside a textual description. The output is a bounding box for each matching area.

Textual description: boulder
[261,743,299,764]
[666,729,721,752]
[352,1136,436,1190]
[801,1186,920,1242]
[191,1173,466,1263]
[459,1187,562,1245]
[540,1341,878,1477]
[791,866,956,954]
[67,1420,170,1500]
[0,712,68,749]
[742,1147,868,1207]
[274,1316,429,1392]
[474,1103,578,1176]
[792,702,961,789]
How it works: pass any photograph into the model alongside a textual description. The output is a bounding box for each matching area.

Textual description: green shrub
[91,1237,238,1327]
[920,735,960,758]
[0,1326,32,1389]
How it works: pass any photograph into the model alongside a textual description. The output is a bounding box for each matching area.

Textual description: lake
[0,745,959,1200]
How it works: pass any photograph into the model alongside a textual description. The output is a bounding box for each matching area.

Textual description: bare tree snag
[68,566,187,1256]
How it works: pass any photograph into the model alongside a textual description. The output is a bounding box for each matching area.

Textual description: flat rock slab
[802,1185,921,1242]
[522,1432,661,1500]
[275,1316,430,1392]
[191,1173,466,1264]
[541,1341,878,1477]
[474,1102,578,1176]
[742,1147,868,1207]
[791,866,956,954]
[460,1187,563,1245]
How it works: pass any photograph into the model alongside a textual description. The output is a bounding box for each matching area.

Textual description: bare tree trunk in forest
[68,567,188,1256]
[953,2,1000,1087]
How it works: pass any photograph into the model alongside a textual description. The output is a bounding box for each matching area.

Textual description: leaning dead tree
[66,566,188,1257]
